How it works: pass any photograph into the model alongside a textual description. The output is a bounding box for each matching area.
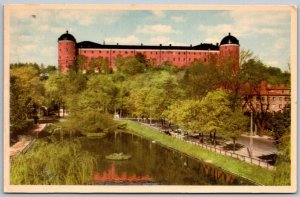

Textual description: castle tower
[58,31,77,73]
[219,33,240,74]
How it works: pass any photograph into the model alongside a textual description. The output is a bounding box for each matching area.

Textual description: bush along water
[10,137,97,185]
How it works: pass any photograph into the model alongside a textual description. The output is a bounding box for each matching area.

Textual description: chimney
[117,43,119,45]
[169,44,172,47]
[190,44,192,47]
[141,43,143,46]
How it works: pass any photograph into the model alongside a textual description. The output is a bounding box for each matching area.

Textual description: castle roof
[220,33,239,46]
[58,30,76,42]
[76,41,220,51]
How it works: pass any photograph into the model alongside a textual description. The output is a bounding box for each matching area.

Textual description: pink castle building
[58,31,240,73]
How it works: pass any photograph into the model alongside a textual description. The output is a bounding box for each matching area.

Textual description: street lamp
[250,111,253,157]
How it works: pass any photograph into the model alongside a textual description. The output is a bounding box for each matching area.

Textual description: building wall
[76,48,221,71]
[219,44,240,74]
[58,40,76,73]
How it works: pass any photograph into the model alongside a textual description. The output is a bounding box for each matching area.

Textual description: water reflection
[93,163,154,184]
[80,132,253,185]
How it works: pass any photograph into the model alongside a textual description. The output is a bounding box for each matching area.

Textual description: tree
[181,60,219,99]
[222,109,249,151]
[169,99,202,134]
[196,89,232,146]
[269,105,291,143]
[70,55,87,73]
[59,110,116,136]
[122,57,146,75]
[273,127,291,185]
[10,65,45,134]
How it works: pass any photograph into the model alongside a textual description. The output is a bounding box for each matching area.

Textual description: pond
[80,131,254,185]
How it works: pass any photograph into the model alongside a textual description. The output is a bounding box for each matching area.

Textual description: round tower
[219,33,240,75]
[58,31,77,73]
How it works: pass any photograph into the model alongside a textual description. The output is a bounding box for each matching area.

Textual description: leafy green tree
[165,99,202,134]
[197,89,232,146]
[273,128,291,185]
[70,55,87,73]
[10,65,45,134]
[222,109,249,151]
[122,57,146,75]
[269,105,291,142]
[59,110,116,136]
[181,60,219,99]
[114,54,125,72]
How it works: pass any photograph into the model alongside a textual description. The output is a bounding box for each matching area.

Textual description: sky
[9,7,291,71]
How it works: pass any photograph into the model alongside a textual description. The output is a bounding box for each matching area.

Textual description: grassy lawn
[121,120,275,186]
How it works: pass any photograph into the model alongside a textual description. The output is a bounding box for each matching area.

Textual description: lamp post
[250,111,253,157]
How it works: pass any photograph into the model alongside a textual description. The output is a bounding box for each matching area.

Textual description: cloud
[265,60,279,67]
[171,15,185,22]
[136,24,178,35]
[198,10,290,39]
[104,35,140,45]
[152,10,165,18]
[147,36,185,46]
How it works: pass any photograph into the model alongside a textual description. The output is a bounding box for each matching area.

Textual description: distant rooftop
[76,41,220,51]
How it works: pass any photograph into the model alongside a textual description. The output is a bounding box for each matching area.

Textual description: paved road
[235,135,277,158]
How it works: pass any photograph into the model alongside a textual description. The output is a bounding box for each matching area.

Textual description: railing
[120,118,273,169]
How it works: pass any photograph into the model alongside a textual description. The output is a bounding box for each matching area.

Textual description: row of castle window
[255,96,290,101]
[80,50,212,55]
[256,104,284,109]
[110,57,207,62]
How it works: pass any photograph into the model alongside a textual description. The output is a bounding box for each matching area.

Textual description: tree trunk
[213,132,216,147]
[57,102,60,118]
[233,138,236,152]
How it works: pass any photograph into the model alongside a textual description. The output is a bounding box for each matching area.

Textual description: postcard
[3,4,297,193]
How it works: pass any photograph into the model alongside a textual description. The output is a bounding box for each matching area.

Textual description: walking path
[10,123,47,160]
[129,120,274,169]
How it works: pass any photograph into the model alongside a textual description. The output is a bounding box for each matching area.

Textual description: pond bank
[122,120,275,186]
[10,123,47,160]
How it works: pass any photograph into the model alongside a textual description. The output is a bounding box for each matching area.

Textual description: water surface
[80,131,253,185]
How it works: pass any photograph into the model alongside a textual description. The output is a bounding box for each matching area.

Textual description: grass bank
[122,120,275,185]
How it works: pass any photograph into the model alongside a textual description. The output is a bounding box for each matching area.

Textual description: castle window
[99,51,101,53]
[194,52,196,55]
[178,58,180,61]
[204,58,206,62]
[150,52,152,54]
[262,97,265,101]
[113,51,115,53]
[91,51,94,54]
[162,51,164,54]
[173,58,175,61]
[107,51,109,54]
[183,52,186,55]
[156,52,158,54]
[131,51,133,53]
[279,97,282,101]
[183,58,185,61]
[178,52,180,55]
[125,51,128,54]
[273,97,276,101]
[83,50,86,53]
